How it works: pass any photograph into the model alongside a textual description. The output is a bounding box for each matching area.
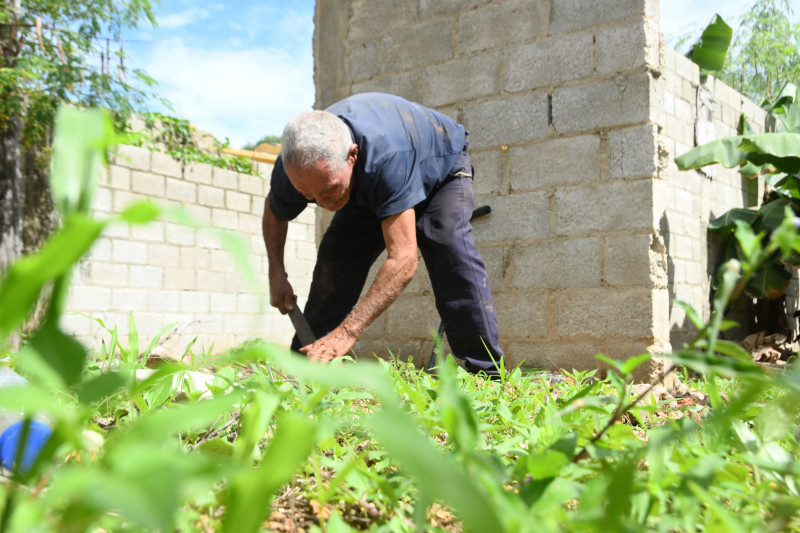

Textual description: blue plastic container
[0,368,52,473]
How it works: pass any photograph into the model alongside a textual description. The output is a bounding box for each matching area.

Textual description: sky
[120,0,798,149]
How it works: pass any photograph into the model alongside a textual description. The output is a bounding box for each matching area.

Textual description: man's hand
[269,272,296,314]
[299,326,356,362]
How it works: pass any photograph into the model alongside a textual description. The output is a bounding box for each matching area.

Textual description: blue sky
[121,0,797,149]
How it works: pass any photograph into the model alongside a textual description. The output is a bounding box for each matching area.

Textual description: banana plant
[676,84,800,299]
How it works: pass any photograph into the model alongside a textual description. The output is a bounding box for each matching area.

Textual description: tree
[718,0,800,103]
[0,0,159,275]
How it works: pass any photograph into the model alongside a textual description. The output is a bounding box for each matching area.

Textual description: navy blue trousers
[291,174,505,374]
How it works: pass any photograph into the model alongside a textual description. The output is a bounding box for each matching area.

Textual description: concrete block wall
[314,0,673,378]
[655,49,765,349]
[62,144,317,356]
[313,0,766,378]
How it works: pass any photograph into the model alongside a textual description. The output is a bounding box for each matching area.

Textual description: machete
[288,298,317,348]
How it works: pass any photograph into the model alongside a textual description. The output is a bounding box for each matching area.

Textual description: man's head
[281,110,358,211]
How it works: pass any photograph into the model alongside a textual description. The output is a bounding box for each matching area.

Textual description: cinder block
[237,293,262,313]
[112,240,148,265]
[379,20,453,74]
[61,313,91,337]
[511,238,601,289]
[239,213,262,235]
[130,171,165,197]
[165,223,196,246]
[70,285,111,311]
[555,179,653,236]
[210,292,237,313]
[552,74,651,134]
[239,173,266,197]
[212,167,239,190]
[93,188,112,214]
[196,270,226,292]
[224,272,252,293]
[90,262,128,286]
[350,38,380,82]
[165,178,197,203]
[471,190,550,244]
[551,0,643,34]
[352,73,421,103]
[458,0,545,55]
[604,232,663,287]
[180,291,210,314]
[112,145,150,171]
[349,0,412,41]
[130,221,165,243]
[494,291,548,340]
[129,265,164,288]
[596,19,647,74]
[470,150,502,196]
[148,243,180,267]
[384,294,440,339]
[420,52,501,107]
[180,247,210,270]
[184,205,212,226]
[226,190,252,213]
[148,290,180,313]
[108,165,131,190]
[184,162,213,185]
[462,93,549,148]
[553,287,657,339]
[164,267,197,291]
[508,134,601,191]
[210,249,234,272]
[151,151,183,178]
[112,288,148,313]
[131,312,172,336]
[505,32,593,93]
[474,244,505,291]
[418,0,485,19]
[112,190,146,213]
[89,238,112,262]
[609,124,657,178]
[212,208,239,231]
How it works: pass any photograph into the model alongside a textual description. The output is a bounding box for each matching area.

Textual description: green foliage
[676,88,800,299]
[687,14,733,74]
[718,0,800,104]
[0,0,161,143]
[242,134,281,151]
[1,104,800,531]
[140,112,258,175]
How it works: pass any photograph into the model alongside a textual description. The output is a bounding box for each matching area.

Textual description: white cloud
[142,37,314,148]
[157,7,210,29]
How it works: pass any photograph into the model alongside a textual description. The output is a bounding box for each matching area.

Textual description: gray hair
[281,110,352,173]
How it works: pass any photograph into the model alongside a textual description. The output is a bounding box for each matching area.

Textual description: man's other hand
[300,326,356,362]
[269,273,296,314]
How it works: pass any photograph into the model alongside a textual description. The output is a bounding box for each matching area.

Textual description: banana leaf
[688,15,733,72]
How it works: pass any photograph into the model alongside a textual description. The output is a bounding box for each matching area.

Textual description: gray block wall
[63,145,317,357]
[313,0,766,379]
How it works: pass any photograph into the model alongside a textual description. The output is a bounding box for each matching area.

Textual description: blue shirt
[268,92,469,221]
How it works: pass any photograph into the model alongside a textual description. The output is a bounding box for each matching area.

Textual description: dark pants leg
[290,204,385,352]
[415,176,505,374]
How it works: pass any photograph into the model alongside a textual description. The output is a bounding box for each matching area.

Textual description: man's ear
[348,143,358,164]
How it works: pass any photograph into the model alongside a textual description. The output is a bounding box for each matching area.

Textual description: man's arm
[262,194,295,314]
[301,208,418,361]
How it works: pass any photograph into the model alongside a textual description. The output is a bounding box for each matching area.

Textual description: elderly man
[262,92,504,375]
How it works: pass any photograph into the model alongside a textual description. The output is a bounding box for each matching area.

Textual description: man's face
[286,144,358,212]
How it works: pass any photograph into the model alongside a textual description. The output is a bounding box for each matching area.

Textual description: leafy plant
[140,112,258,175]
[676,88,800,299]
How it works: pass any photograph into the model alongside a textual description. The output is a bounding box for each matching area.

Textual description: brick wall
[313,0,766,379]
[63,145,317,357]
